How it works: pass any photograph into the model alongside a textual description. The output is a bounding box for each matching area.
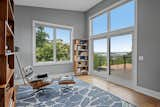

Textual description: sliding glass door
[91,34,133,79]
[109,34,133,79]
[93,39,108,78]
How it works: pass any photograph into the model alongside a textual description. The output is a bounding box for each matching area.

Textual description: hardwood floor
[78,75,160,107]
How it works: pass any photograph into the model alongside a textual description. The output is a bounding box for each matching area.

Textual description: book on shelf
[81,70,87,73]
[78,56,88,60]
[79,52,88,56]
[79,40,87,44]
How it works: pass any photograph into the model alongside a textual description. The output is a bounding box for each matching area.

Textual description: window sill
[33,61,73,67]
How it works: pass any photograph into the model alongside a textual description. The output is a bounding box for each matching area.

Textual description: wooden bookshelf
[0,0,15,106]
[73,39,89,75]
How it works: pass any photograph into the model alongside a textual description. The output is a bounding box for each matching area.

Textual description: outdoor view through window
[91,0,134,77]
[35,23,71,64]
[93,39,107,78]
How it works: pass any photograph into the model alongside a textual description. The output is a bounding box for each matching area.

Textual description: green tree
[36,42,53,62]
[56,39,70,61]
[94,53,107,70]
[36,26,49,47]
[36,26,53,62]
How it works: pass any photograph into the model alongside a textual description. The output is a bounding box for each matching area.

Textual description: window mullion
[70,31,72,62]
[107,11,111,76]
[54,28,56,63]
[107,11,111,36]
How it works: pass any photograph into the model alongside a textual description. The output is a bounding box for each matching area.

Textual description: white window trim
[32,20,73,66]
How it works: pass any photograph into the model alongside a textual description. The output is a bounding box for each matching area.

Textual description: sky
[44,27,70,43]
[42,0,134,53]
[44,27,54,40]
[93,34,132,53]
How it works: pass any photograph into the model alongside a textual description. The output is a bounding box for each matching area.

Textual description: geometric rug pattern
[16,78,136,107]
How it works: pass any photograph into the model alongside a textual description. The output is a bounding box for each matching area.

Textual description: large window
[90,0,135,78]
[33,21,73,65]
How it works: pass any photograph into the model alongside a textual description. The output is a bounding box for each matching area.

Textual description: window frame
[89,0,136,76]
[32,20,73,66]
[90,0,135,38]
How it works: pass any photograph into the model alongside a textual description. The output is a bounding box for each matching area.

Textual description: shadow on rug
[16,78,136,107]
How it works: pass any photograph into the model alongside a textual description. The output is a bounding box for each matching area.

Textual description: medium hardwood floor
[78,75,160,107]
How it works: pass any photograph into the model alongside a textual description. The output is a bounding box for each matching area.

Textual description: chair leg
[30,88,43,96]
[30,87,53,96]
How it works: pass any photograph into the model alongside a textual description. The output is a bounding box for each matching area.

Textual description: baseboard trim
[134,86,160,100]
[90,73,160,100]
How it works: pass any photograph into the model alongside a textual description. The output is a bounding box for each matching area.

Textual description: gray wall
[86,0,160,92]
[15,6,85,75]
[137,0,160,91]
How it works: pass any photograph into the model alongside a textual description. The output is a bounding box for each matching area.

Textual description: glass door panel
[93,39,107,78]
[110,34,132,79]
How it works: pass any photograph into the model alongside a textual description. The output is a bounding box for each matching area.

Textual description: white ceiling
[14,0,103,12]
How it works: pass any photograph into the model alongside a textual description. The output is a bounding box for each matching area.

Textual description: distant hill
[94,52,132,56]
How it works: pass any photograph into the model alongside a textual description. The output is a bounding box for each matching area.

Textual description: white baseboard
[110,80,160,100]
[91,73,160,100]
[111,80,160,100]
[134,86,160,100]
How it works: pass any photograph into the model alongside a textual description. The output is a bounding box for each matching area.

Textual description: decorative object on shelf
[73,39,88,75]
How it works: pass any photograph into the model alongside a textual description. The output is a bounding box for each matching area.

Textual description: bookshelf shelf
[6,52,15,56]
[77,66,88,68]
[0,0,15,106]
[77,60,88,62]
[78,49,88,52]
[73,39,89,75]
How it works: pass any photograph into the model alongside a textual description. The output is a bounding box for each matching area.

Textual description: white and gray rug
[16,78,136,107]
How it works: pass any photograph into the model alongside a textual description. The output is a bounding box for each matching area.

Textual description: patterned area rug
[16,78,136,107]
